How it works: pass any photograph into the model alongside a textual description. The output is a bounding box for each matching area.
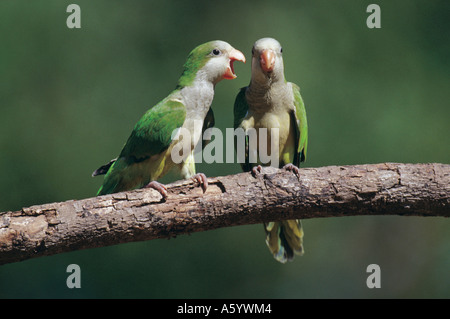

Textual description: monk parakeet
[234,38,308,263]
[93,40,245,197]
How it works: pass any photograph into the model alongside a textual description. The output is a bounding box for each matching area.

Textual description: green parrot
[234,38,308,263]
[93,40,245,197]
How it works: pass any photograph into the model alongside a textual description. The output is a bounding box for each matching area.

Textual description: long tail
[264,219,304,263]
[92,158,116,177]
[95,158,131,196]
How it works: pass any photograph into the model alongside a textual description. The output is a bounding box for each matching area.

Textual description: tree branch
[1,163,449,265]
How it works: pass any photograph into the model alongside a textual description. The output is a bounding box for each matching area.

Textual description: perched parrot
[93,40,245,197]
[233,38,308,263]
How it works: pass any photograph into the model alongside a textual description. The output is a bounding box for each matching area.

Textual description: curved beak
[224,48,246,80]
[260,49,275,73]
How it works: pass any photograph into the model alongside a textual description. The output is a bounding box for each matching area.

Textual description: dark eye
[211,49,221,56]
[280,47,283,53]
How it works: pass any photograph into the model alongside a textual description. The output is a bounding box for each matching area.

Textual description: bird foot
[283,163,300,179]
[144,181,168,199]
[191,173,208,193]
[251,165,263,177]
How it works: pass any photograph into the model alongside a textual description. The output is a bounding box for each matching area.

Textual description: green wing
[201,107,215,149]
[96,97,186,195]
[233,87,253,172]
[120,98,186,161]
[233,87,249,130]
[291,83,308,166]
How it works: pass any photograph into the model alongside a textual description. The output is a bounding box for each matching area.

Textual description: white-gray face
[251,37,284,82]
[201,41,245,84]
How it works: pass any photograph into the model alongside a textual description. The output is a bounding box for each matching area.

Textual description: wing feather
[120,98,186,162]
[291,83,308,165]
[233,87,252,172]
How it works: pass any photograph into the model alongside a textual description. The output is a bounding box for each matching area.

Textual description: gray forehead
[253,38,281,51]
[212,40,232,51]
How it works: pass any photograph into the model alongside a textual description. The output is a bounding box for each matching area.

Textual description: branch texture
[1,163,449,265]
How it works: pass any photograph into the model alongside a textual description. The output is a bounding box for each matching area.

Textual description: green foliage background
[0,0,449,298]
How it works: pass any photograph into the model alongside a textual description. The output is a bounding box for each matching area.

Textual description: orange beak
[223,48,246,80]
[260,49,275,73]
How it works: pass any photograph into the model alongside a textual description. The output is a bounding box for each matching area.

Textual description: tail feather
[264,219,304,263]
[92,158,117,177]
[95,158,128,196]
[283,219,304,252]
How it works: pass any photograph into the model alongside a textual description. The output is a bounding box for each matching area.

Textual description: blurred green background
[1,0,449,298]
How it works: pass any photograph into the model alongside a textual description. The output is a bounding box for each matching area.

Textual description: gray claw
[191,173,208,193]
[283,163,300,178]
[251,165,263,177]
[145,181,168,198]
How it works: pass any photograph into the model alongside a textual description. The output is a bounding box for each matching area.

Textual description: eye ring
[211,49,221,56]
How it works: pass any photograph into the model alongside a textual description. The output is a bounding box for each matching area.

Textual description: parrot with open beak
[93,40,245,197]
[234,38,308,263]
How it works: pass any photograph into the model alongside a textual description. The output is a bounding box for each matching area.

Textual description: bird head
[178,40,246,87]
[251,37,285,83]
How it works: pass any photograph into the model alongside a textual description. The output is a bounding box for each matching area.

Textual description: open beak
[224,48,246,80]
[260,49,275,73]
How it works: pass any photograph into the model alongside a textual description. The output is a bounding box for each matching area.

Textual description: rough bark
[0,163,449,265]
